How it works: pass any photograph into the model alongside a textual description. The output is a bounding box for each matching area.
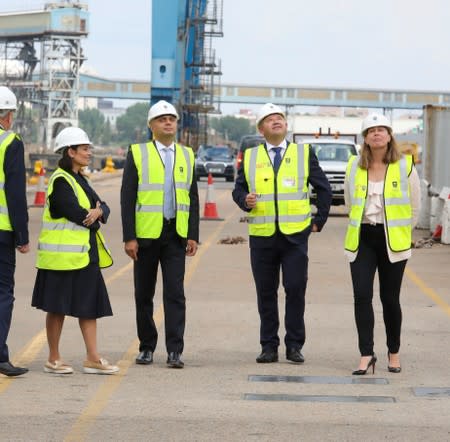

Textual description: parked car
[195,145,236,182]
[236,134,265,170]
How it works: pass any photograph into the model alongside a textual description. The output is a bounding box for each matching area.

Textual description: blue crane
[151,0,223,148]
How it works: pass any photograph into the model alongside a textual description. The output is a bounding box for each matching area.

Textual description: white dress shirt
[154,140,175,168]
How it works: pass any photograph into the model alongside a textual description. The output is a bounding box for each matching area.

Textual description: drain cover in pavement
[413,387,450,397]
[244,394,395,403]
[248,375,388,385]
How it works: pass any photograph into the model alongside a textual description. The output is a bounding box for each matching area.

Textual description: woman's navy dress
[32,171,113,319]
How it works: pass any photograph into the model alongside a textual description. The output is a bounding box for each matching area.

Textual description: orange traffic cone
[32,167,46,207]
[201,173,224,221]
[432,194,450,241]
[432,224,442,240]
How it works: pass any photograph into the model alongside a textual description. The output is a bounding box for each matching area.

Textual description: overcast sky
[6,0,450,92]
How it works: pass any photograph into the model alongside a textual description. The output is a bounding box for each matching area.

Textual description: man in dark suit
[232,103,332,364]
[0,86,29,377]
[121,100,199,369]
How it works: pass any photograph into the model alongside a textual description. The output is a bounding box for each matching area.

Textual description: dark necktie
[272,147,282,172]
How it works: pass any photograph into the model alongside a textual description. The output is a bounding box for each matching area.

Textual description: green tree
[210,115,255,143]
[79,108,105,144]
[115,102,149,143]
[102,118,112,145]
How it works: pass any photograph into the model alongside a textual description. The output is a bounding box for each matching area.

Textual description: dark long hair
[58,146,76,172]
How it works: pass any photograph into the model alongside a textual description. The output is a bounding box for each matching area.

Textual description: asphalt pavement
[1,174,449,442]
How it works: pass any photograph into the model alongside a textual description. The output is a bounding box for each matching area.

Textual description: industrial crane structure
[0,1,223,150]
[0,2,88,150]
[151,0,223,148]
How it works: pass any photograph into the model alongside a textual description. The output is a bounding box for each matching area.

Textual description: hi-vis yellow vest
[345,154,413,253]
[243,143,311,236]
[0,129,19,231]
[131,141,194,239]
[36,168,113,270]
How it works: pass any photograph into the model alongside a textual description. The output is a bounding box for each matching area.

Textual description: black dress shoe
[286,348,305,363]
[167,352,184,369]
[256,350,278,363]
[135,350,153,365]
[0,361,28,377]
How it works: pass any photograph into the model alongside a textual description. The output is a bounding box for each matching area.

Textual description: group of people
[0,85,420,379]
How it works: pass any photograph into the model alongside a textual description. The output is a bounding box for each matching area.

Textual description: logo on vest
[179,166,184,173]
[392,181,398,188]
[285,157,291,164]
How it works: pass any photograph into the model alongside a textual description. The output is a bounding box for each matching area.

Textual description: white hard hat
[0,86,17,110]
[147,100,179,122]
[54,127,92,153]
[256,103,285,126]
[361,113,392,135]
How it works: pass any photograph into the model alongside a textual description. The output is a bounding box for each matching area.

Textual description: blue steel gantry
[78,73,450,110]
[151,0,223,148]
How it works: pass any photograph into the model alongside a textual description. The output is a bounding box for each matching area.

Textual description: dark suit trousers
[0,238,15,362]
[350,224,407,356]
[250,232,309,351]
[133,223,186,354]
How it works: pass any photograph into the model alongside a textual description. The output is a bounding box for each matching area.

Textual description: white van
[293,131,359,206]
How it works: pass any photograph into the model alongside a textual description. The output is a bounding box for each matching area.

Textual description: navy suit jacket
[0,132,29,248]
[232,142,332,248]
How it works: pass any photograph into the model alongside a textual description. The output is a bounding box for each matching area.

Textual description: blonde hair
[359,127,402,169]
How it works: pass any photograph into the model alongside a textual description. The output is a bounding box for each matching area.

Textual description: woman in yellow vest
[345,113,420,375]
[32,127,118,375]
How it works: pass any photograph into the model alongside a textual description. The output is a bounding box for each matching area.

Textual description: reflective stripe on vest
[345,155,413,253]
[132,142,194,239]
[36,168,113,270]
[0,129,16,231]
[244,143,311,236]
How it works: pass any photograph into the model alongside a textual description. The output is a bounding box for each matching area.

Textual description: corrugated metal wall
[423,105,450,191]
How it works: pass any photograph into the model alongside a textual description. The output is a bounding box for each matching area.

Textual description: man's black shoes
[135,350,153,365]
[167,352,184,369]
[0,361,28,377]
[286,348,305,363]
[256,350,279,363]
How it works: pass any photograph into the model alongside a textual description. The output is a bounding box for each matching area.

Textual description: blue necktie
[272,147,282,172]
[163,147,175,219]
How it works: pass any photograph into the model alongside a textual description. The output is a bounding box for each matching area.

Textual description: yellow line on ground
[0,329,47,393]
[405,267,450,318]
[63,307,165,442]
[105,261,133,285]
[0,260,135,394]
[64,203,240,442]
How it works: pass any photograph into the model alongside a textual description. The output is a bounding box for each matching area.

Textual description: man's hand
[186,239,198,257]
[311,224,319,233]
[16,244,29,254]
[124,239,139,261]
[245,192,257,209]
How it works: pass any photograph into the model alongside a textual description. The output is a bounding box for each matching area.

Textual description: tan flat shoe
[44,360,73,374]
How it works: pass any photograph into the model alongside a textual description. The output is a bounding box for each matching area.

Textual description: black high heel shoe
[352,354,377,375]
[387,352,401,373]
